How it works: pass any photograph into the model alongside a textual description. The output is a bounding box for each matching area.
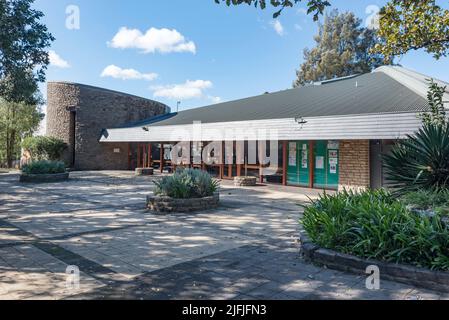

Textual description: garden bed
[300,189,449,293]
[299,225,449,293]
[147,193,219,213]
[19,172,69,183]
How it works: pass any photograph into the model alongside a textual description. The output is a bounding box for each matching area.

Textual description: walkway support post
[309,141,314,188]
[282,141,287,186]
[149,144,152,168]
[160,143,164,173]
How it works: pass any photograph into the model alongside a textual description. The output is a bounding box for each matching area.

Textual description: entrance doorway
[137,144,152,168]
[287,141,310,187]
[313,140,339,190]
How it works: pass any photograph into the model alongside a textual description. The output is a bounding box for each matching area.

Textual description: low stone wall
[147,193,220,213]
[135,168,154,176]
[19,172,70,183]
[234,176,257,187]
[299,225,449,293]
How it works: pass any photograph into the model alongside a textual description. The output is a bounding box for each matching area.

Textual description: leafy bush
[22,160,66,175]
[384,123,449,194]
[302,189,449,270]
[22,136,67,161]
[154,168,219,199]
[400,188,449,216]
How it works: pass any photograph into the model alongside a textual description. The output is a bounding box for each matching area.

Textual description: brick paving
[0,171,447,300]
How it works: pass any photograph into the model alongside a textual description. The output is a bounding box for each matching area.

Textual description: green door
[287,141,310,186]
[313,141,339,189]
[298,141,310,187]
[313,141,327,189]
[287,142,298,185]
[327,142,339,189]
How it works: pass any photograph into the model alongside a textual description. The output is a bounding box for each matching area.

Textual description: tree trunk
[7,130,16,168]
[5,104,16,168]
[5,126,10,168]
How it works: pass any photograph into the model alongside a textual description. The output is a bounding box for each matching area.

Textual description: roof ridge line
[374,66,449,109]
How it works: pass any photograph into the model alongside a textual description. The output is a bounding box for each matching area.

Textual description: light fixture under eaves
[294,116,308,130]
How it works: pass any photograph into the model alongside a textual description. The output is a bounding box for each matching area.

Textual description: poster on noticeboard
[289,142,297,166]
[328,141,340,150]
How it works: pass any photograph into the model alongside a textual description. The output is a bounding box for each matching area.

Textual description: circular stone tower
[47,82,170,170]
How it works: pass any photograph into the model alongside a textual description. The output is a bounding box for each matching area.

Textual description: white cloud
[208,96,222,104]
[294,24,303,31]
[270,20,284,36]
[297,8,308,15]
[49,50,70,68]
[101,65,158,81]
[36,105,46,136]
[109,27,196,54]
[151,80,213,100]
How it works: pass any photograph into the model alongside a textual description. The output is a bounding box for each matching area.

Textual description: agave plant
[153,168,220,199]
[384,123,449,194]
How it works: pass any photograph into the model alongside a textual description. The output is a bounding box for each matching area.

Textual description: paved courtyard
[0,171,447,300]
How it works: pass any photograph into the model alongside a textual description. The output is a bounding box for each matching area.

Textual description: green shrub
[383,123,449,195]
[302,189,449,270]
[22,136,67,161]
[400,188,449,216]
[154,168,219,199]
[22,160,66,175]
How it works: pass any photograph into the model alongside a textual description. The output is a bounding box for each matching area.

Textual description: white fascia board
[100,112,422,143]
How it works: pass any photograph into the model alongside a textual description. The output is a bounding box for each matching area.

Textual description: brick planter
[19,172,70,183]
[135,168,154,176]
[299,225,449,293]
[234,176,257,187]
[147,193,220,213]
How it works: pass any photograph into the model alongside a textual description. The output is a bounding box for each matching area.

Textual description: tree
[376,0,449,62]
[214,0,449,63]
[214,0,330,20]
[0,98,43,167]
[22,136,67,161]
[420,79,448,127]
[293,10,385,87]
[0,0,53,167]
[0,0,54,103]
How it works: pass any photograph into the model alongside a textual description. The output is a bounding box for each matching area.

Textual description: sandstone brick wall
[47,82,169,170]
[338,140,370,191]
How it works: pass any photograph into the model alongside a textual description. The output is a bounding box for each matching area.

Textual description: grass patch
[400,189,449,216]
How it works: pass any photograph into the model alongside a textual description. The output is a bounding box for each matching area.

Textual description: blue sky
[35,0,449,112]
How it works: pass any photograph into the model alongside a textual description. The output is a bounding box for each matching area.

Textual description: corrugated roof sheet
[129,70,429,128]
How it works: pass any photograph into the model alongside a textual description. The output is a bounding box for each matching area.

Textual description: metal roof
[122,66,434,128]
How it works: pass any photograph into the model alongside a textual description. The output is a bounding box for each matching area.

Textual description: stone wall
[338,140,370,191]
[47,82,169,170]
[147,193,220,213]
